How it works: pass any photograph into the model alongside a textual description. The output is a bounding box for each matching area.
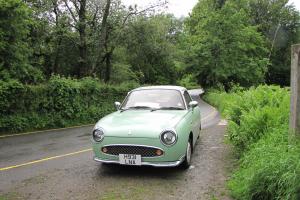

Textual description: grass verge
[205,85,300,200]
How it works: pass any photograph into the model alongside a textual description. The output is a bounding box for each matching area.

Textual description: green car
[92,86,201,168]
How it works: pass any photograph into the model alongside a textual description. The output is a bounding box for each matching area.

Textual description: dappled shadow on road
[96,163,185,180]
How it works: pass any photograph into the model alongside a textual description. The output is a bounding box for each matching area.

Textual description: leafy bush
[178,74,200,89]
[206,85,290,153]
[0,76,137,134]
[205,85,300,200]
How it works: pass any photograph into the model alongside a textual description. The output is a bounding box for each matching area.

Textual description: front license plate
[119,154,141,166]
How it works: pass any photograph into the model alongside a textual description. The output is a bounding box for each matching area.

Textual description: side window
[183,91,192,106]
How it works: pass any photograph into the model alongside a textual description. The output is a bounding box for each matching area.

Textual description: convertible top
[131,85,187,92]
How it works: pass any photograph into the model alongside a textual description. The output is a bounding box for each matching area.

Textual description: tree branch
[70,0,80,14]
[63,0,78,23]
[122,1,168,26]
[91,0,111,73]
[91,5,99,29]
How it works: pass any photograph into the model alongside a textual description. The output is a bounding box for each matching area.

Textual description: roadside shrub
[205,85,300,200]
[206,85,290,153]
[0,76,137,134]
[178,74,200,89]
[0,79,27,116]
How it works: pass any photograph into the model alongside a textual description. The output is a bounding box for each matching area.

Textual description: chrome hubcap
[186,142,191,164]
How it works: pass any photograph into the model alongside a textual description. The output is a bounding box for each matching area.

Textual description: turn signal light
[156,149,163,156]
[102,147,108,153]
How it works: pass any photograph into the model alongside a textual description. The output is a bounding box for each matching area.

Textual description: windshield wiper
[152,107,184,111]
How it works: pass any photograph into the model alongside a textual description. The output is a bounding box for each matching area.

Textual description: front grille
[103,145,162,157]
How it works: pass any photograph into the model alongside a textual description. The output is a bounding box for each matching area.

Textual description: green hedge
[205,85,300,200]
[0,76,138,134]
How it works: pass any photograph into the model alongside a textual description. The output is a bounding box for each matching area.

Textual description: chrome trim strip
[103,144,164,151]
[101,144,164,158]
[181,89,188,110]
[94,155,185,167]
[119,91,131,111]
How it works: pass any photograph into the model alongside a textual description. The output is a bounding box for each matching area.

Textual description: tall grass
[205,85,300,200]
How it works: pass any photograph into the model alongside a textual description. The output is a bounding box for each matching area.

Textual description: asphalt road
[0,90,232,200]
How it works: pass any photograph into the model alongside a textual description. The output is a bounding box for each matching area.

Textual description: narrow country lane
[0,90,232,200]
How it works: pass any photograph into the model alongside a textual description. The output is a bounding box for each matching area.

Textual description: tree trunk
[53,37,62,74]
[104,51,112,83]
[52,0,61,74]
[92,0,111,75]
[78,0,87,77]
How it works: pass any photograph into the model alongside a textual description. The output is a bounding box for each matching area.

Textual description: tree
[245,0,300,86]
[25,0,79,77]
[63,0,89,77]
[91,0,168,83]
[22,0,170,83]
[123,14,180,84]
[0,0,44,83]
[184,0,269,89]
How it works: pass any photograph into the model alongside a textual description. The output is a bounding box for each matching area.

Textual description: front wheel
[181,139,192,169]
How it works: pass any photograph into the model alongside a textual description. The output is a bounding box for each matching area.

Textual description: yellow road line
[0,148,92,171]
[0,124,94,139]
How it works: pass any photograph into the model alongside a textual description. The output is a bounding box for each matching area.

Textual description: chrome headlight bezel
[160,130,177,146]
[93,128,105,142]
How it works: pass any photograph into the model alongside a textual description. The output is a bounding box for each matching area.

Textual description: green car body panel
[92,86,201,167]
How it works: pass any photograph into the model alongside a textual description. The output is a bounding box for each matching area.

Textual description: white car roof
[131,85,187,92]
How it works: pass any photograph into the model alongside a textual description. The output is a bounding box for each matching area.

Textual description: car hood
[94,110,188,138]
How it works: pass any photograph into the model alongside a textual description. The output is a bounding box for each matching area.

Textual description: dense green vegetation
[1,0,299,87]
[0,77,137,133]
[0,0,299,132]
[185,0,269,88]
[206,85,300,200]
[0,0,184,85]
[185,0,300,88]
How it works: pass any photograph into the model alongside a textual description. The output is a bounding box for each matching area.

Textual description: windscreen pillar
[289,44,300,138]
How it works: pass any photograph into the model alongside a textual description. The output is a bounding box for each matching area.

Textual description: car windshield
[121,89,185,110]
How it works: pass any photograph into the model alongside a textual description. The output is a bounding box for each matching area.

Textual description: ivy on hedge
[0,76,138,134]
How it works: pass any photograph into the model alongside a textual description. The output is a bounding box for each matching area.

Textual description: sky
[123,0,300,18]
[288,0,300,11]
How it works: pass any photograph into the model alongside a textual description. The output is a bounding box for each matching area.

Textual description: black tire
[197,125,201,140]
[181,139,192,169]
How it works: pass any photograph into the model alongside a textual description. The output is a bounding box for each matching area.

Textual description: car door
[183,91,200,145]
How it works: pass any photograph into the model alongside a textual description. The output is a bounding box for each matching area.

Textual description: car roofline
[130,85,187,93]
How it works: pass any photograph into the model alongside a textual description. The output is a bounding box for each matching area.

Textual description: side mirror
[189,101,198,109]
[114,102,121,110]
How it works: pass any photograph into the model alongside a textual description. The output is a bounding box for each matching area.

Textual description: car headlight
[93,128,104,142]
[160,130,177,146]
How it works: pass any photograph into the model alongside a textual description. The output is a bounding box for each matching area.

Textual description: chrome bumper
[94,156,185,167]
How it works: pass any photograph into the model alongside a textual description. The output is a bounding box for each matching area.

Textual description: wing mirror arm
[114,102,121,110]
